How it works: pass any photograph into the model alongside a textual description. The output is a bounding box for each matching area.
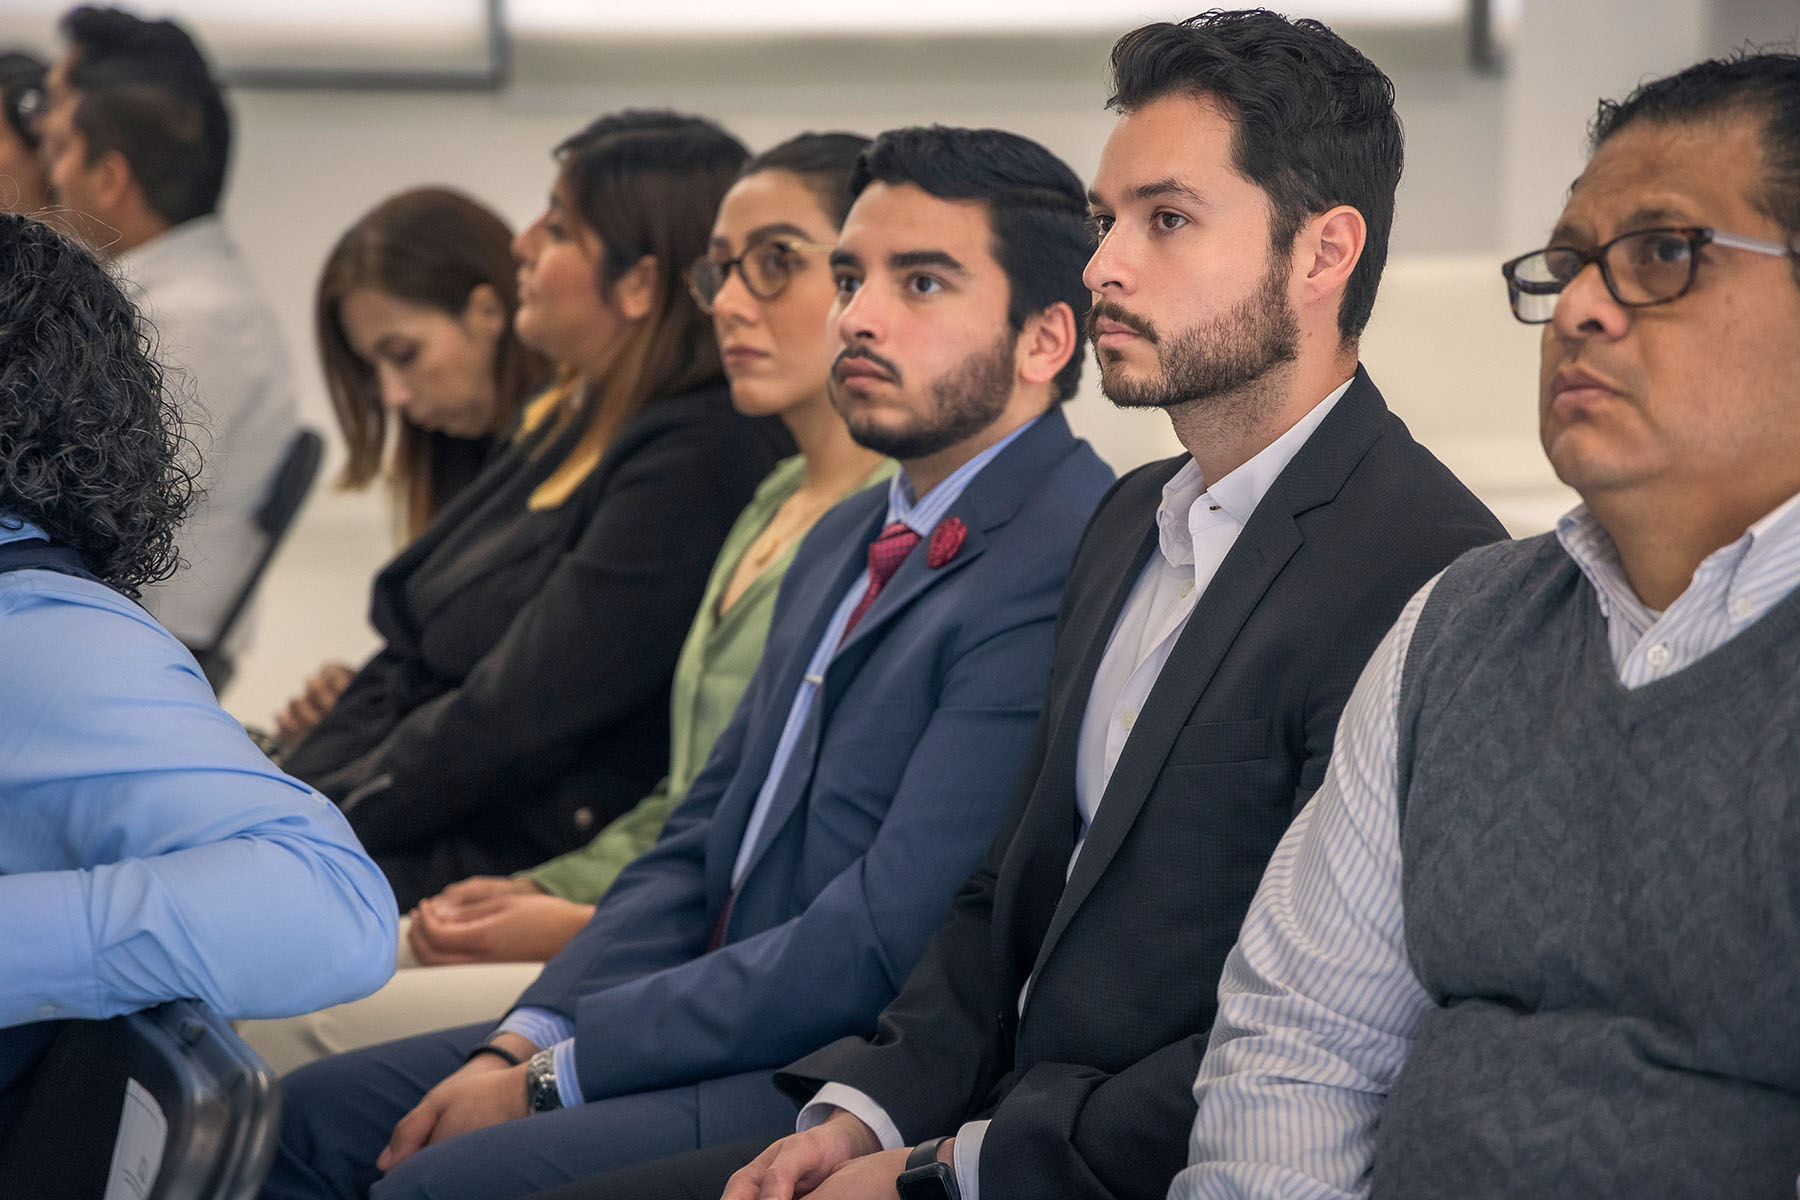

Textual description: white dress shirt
[805,378,1353,1200]
[119,216,298,648]
[1173,487,1800,1200]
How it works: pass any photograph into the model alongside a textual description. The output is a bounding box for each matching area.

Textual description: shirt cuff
[549,1037,583,1108]
[951,1120,988,1200]
[495,1006,573,1050]
[798,1083,904,1150]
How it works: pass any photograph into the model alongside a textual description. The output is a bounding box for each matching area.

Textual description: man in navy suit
[262,125,1115,1200]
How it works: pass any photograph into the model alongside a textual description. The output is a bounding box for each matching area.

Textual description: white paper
[102,1078,168,1200]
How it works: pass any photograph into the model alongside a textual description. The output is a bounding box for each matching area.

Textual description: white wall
[8,5,1795,720]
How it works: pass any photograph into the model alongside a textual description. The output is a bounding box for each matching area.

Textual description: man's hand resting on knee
[723,1109,885,1200]
[376,1032,538,1171]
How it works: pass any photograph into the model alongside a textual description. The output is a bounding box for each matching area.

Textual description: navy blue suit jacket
[516,408,1113,1123]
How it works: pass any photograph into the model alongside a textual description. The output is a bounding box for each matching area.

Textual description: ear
[1015,299,1078,393]
[611,254,660,322]
[87,148,135,216]
[1293,205,1366,316]
[461,282,508,340]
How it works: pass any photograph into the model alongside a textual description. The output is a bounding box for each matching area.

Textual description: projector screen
[0,1,500,81]
[511,0,1476,37]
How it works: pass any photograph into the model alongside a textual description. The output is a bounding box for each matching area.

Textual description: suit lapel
[996,470,1168,986]
[702,496,885,907]
[730,409,1080,892]
[1021,370,1392,994]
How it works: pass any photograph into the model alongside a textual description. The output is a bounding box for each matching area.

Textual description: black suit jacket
[284,380,792,907]
[779,368,1506,1200]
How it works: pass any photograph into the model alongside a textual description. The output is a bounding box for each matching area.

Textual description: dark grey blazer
[779,367,1507,1200]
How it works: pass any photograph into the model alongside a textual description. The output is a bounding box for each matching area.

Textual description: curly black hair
[0,212,195,592]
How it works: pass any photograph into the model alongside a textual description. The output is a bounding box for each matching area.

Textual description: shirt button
[1120,709,1137,731]
[1732,595,1753,619]
[35,1004,58,1020]
[1646,643,1672,668]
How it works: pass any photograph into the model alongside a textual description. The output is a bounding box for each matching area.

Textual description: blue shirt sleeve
[0,568,398,1028]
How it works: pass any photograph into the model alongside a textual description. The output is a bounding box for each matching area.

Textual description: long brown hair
[316,187,548,539]
[525,111,747,509]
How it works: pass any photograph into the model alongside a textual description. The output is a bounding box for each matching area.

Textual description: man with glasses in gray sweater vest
[1177,52,1800,1200]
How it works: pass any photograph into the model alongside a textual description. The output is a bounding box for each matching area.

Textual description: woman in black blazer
[282,112,792,908]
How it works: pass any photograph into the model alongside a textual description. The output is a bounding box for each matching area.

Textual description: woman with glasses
[0,53,48,215]
[241,132,890,1074]
[275,111,793,913]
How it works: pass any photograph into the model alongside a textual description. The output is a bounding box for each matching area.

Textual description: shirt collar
[884,414,1040,536]
[0,515,47,547]
[1155,376,1353,568]
[1556,486,1800,621]
[114,215,229,294]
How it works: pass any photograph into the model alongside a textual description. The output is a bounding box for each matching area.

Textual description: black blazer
[779,369,1506,1200]
[284,379,792,908]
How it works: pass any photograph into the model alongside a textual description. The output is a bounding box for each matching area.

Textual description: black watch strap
[896,1136,960,1200]
[905,1138,953,1172]
[464,1042,523,1067]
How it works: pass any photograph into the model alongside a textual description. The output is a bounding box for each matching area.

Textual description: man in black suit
[523,12,1505,1200]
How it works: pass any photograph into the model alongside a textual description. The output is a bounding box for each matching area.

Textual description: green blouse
[524,453,894,902]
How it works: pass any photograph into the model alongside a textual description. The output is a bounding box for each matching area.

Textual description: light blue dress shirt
[503,419,1039,1105]
[0,518,398,1033]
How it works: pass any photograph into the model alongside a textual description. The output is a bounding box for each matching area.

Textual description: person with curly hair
[0,212,398,1136]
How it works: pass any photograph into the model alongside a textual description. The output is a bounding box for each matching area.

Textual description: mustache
[1085,300,1158,345]
[832,344,904,385]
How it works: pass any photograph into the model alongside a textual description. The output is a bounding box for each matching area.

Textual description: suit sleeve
[509,655,768,1016]
[561,615,1056,1102]
[325,410,757,852]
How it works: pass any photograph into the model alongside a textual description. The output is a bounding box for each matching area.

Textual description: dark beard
[837,330,1015,460]
[1090,252,1299,410]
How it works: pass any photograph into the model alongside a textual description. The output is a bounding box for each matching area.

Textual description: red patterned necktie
[841,521,921,642]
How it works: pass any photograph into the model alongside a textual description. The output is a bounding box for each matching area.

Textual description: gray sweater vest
[1371,534,1800,1199]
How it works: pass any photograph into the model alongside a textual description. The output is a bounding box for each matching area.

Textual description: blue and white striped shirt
[1174,490,1800,1199]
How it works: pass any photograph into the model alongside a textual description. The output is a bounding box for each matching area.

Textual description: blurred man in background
[38,4,296,674]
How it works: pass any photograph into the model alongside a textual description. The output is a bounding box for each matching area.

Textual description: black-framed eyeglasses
[686,238,834,314]
[1500,225,1797,324]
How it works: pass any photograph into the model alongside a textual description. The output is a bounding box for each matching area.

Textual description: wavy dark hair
[1107,9,1403,343]
[0,212,195,591]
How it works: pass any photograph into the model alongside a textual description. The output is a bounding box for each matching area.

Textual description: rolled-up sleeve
[0,570,398,1028]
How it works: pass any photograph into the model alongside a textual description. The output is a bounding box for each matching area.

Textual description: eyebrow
[711,222,817,253]
[1089,178,1209,208]
[1550,205,1698,245]
[889,249,967,275]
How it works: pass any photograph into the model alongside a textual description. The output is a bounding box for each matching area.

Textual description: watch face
[896,1163,955,1200]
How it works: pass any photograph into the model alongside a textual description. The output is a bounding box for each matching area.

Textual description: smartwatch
[524,1047,564,1113]
[895,1136,960,1200]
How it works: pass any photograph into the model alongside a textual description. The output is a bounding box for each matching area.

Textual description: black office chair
[192,428,325,693]
[0,1000,282,1200]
